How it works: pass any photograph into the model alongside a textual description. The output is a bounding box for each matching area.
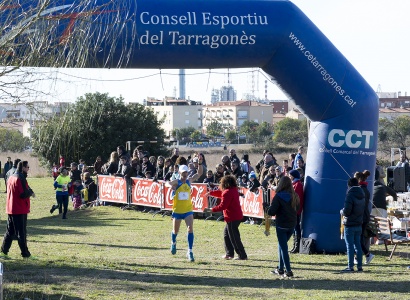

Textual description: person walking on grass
[0,161,35,260]
[50,167,71,219]
[265,176,300,278]
[165,163,203,262]
[206,175,248,260]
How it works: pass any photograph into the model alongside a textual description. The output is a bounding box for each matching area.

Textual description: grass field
[0,178,409,300]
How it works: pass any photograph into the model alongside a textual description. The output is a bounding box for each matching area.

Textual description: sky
[20,0,410,104]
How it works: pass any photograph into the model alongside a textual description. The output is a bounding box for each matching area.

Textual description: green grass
[0,178,409,299]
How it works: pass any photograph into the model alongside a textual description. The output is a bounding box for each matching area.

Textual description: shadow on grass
[26,209,163,237]
[4,288,84,300]
[32,240,168,251]
[2,261,409,296]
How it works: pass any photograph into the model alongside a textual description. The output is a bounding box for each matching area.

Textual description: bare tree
[0,0,137,104]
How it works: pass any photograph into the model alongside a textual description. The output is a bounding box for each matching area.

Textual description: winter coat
[6,173,33,215]
[210,187,243,222]
[268,191,298,229]
[342,186,365,227]
[359,181,371,223]
[373,180,397,210]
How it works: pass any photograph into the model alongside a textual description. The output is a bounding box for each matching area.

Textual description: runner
[165,163,203,262]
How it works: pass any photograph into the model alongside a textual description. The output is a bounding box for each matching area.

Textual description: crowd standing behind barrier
[97,175,275,219]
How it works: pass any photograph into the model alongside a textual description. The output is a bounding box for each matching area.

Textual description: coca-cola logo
[164,183,207,210]
[164,185,174,207]
[208,185,220,207]
[240,189,261,215]
[191,184,205,210]
[133,179,162,206]
[100,177,125,200]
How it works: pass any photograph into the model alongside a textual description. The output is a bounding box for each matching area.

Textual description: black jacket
[70,169,82,182]
[360,183,371,224]
[84,178,97,201]
[373,180,397,210]
[342,186,365,227]
[116,162,133,178]
[105,162,118,175]
[248,178,261,193]
[268,191,298,229]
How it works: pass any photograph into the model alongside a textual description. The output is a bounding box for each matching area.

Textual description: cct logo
[328,129,374,149]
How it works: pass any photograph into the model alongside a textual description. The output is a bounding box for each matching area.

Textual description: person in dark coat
[341,177,366,272]
[140,155,156,178]
[266,176,299,278]
[104,151,119,175]
[3,157,13,192]
[230,161,243,181]
[247,171,261,193]
[372,170,397,218]
[289,169,304,254]
[354,170,374,264]
[93,156,104,175]
[115,156,133,179]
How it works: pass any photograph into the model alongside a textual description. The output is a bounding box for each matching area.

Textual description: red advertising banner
[239,187,264,218]
[130,178,162,208]
[163,182,208,212]
[98,175,128,204]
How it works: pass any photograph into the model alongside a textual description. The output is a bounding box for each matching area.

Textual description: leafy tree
[256,121,274,139]
[273,118,308,145]
[239,120,259,143]
[0,128,30,152]
[191,130,201,142]
[31,92,166,166]
[173,127,196,142]
[378,116,410,156]
[225,130,237,143]
[207,120,224,138]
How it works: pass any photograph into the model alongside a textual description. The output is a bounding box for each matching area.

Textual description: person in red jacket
[207,175,248,260]
[0,161,35,259]
[289,169,304,253]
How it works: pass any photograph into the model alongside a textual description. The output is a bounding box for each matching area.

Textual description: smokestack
[179,69,186,100]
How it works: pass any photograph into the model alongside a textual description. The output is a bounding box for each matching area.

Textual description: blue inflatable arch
[9,0,379,252]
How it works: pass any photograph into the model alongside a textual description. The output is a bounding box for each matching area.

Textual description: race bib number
[62,184,67,192]
[178,192,189,200]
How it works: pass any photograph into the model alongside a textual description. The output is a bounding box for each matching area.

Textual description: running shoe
[171,243,176,255]
[187,251,195,262]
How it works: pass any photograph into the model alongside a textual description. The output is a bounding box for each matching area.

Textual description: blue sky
[28,0,410,104]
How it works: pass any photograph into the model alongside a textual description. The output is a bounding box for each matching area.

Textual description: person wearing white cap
[165,162,203,262]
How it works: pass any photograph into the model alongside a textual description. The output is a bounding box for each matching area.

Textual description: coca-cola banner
[239,187,264,218]
[131,178,162,208]
[98,175,128,204]
[163,182,208,212]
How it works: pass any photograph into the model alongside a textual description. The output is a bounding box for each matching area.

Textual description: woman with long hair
[156,156,165,180]
[267,176,299,277]
[207,175,247,260]
[104,151,119,175]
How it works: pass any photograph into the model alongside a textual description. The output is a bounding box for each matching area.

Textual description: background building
[145,97,203,137]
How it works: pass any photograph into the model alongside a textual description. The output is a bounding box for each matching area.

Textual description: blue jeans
[276,227,294,272]
[344,225,362,269]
